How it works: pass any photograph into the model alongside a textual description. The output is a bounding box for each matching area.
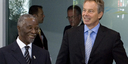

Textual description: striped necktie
[24,46,31,64]
[85,30,93,64]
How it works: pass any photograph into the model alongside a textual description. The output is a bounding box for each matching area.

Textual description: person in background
[56,0,128,64]
[0,14,51,64]
[63,5,84,35]
[29,5,48,50]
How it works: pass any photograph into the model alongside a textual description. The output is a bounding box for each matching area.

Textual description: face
[82,1,103,29]
[36,8,45,23]
[67,9,81,27]
[18,18,39,45]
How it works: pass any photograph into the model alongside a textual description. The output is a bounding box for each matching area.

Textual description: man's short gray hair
[17,14,36,27]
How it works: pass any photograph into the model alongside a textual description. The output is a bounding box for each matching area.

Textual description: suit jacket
[33,28,48,50]
[56,24,128,64]
[0,41,51,64]
[63,21,84,35]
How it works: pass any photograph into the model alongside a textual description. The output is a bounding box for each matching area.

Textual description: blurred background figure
[29,5,48,50]
[63,5,84,35]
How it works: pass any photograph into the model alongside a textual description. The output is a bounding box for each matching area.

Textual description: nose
[43,14,45,18]
[68,18,73,22]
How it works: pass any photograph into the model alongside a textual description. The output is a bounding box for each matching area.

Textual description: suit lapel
[90,25,106,56]
[76,25,85,61]
[76,24,106,62]
[31,45,40,64]
[11,42,26,64]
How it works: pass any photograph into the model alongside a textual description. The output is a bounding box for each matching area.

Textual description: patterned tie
[24,46,31,64]
[85,30,92,64]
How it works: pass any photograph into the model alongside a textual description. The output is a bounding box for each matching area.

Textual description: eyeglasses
[66,15,78,19]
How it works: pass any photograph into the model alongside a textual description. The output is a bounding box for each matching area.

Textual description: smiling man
[56,0,128,64]
[0,14,51,64]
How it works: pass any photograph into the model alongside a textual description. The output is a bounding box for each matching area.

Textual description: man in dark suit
[63,5,84,35]
[0,14,51,64]
[56,0,128,64]
[29,5,48,50]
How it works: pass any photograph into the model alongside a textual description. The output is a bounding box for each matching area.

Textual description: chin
[84,22,89,25]
[29,39,34,43]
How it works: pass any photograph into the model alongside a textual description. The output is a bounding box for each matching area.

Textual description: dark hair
[84,0,104,20]
[29,5,43,15]
[84,0,104,13]
[67,5,81,15]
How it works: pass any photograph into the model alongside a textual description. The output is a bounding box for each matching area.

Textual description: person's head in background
[66,5,82,27]
[82,0,104,29]
[29,5,45,24]
[17,14,39,45]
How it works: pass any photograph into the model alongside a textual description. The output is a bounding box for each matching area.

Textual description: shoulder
[64,25,72,29]
[65,25,71,28]
[99,25,121,40]
[66,25,84,33]
[100,25,119,35]
[0,42,16,55]
[64,25,84,37]
[32,44,49,54]
[0,42,15,51]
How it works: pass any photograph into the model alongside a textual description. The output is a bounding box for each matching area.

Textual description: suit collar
[76,25,85,63]
[11,41,26,64]
[11,42,43,64]
[90,24,106,57]
[77,24,106,63]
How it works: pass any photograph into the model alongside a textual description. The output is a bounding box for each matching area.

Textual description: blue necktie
[85,30,92,64]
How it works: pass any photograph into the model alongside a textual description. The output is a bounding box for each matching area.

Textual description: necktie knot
[25,46,29,50]
[88,30,92,35]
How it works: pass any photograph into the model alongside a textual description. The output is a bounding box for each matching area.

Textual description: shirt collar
[77,20,82,26]
[84,23,100,33]
[16,37,32,49]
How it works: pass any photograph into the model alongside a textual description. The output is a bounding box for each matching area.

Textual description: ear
[98,11,103,19]
[33,14,37,18]
[17,26,20,32]
[17,26,21,36]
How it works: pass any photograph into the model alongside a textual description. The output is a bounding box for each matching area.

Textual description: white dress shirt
[16,37,32,58]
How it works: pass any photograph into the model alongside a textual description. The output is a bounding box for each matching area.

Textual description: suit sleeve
[0,48,6,64]
[56,31,70,64]
[112,33,128,64]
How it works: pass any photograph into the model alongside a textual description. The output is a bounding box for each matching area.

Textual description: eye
[35,27,39,31]
[89,10,93,13]
[27,26,32,30]
[28,27,32,29]
[83,9,86,12]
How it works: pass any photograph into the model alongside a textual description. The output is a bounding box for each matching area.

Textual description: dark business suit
[63,22,84,35]
[33,28,48,50]
[0,41,51,64]
[56,24,128,64]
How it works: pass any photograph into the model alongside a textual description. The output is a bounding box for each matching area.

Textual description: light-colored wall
[32,0,73,64]
[0,0,6,47]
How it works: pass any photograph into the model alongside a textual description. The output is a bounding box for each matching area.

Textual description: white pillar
[0,0,6,47]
